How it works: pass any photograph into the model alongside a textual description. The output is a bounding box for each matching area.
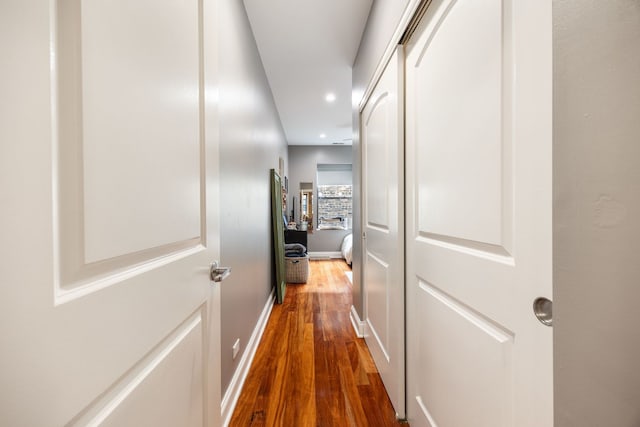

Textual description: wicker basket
[285,255,309,283]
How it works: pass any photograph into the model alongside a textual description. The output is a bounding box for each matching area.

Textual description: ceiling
[243,0,373,146]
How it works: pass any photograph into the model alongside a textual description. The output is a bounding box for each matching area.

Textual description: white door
[0,1,222,425]
[404,1,552,427]
[361,48,405,418]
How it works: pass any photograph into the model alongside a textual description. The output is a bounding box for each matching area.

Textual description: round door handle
[533,297,553,327]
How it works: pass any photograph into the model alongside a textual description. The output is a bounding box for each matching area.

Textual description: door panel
[414,0,504,247]
[361,48,405,418]
[79,0,201,262]
[405,1,552,426]
[364,96,390,229]
[0,1,221,425]
[415,281,512,427]
[365,252,390,359]
[55,0,203,295]
[69,311,205,427]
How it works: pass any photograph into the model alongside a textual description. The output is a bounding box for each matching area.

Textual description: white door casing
[0,0,222,425]
[405,1,552,427]
[361,48,405,418]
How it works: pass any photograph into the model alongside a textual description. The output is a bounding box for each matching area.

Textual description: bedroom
[287,145,353,264]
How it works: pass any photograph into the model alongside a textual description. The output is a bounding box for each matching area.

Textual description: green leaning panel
[270,169,286,304]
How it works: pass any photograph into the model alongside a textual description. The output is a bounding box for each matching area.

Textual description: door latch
[210,261,231,283]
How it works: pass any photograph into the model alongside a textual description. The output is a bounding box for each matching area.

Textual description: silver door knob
[210,261,231,283]
[533,297,552,327]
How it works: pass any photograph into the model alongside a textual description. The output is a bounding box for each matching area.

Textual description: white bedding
[341,234,353,265]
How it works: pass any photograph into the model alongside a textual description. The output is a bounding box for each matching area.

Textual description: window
[316,163,352,230]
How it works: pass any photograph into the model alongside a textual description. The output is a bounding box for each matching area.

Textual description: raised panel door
[405,1,553,426]
[0,0,222,425]
[361,47,405,418]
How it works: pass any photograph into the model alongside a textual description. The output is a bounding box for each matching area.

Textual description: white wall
[218,0,288,394]
[351,0,411,317]
[553,1,640,425]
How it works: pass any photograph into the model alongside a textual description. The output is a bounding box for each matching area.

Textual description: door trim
[358,0,425,113]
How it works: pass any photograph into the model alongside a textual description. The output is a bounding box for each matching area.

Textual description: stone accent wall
[318,185,352,223]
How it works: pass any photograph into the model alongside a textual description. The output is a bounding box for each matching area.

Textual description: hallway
[3,1,639,425]
[229,260,405,426]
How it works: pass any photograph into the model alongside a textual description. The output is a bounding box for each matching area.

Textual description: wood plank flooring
[229,259,407,427]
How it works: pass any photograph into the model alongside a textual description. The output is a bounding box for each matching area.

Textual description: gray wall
[317,169,352,186]
[288,145,352,252]
[553,1,640,426]
[352,0,410,316]
[219,0,288,394]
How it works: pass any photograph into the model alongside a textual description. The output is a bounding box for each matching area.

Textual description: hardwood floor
[229,259,406,427]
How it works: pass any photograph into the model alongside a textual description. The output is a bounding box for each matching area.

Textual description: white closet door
[0,0,222,425]
[404,1,553,426]
[362,48,405,418]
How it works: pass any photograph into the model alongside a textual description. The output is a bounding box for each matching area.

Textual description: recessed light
[319,133,326,138]
[325,93,336,103]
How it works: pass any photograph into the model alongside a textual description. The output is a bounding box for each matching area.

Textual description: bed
[318,216,348,230]
[341,233,353,265]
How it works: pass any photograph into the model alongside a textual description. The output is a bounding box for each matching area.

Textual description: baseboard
[350,305,366,338]
[308,251,343,260]
[221,289,275,426]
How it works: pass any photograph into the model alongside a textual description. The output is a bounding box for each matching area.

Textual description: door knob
[210,261,231,282]
[533,297,552,327]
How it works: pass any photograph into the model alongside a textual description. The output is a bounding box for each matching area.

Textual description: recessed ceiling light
[325,93,336,103]
[319,133,326,138]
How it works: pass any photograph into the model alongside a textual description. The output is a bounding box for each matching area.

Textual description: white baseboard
[350,305,366,338]
[308,251,343,260]
[221,289,275,426]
